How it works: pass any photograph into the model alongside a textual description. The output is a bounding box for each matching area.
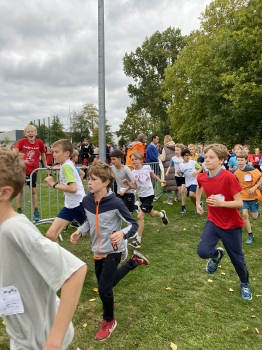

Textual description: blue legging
[197,220,249,283]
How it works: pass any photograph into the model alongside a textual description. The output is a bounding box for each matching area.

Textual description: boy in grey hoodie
[70,160,149,341]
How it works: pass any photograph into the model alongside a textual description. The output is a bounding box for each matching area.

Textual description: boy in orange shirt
[234,150,262,243]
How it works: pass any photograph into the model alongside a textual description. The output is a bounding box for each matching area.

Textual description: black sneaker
[160,210,169,225]
[129,239,141,249]
[71,220,80,228]
[63,225,69,232]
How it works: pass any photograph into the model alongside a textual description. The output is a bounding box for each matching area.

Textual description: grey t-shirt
[0,215,85,350]
[111,165,135,194]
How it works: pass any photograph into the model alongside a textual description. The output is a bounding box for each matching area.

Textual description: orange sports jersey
[234,166,262,200]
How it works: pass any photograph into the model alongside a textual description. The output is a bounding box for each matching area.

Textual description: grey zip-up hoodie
[79,190,138,258]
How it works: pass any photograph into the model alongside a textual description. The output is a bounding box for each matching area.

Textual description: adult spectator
[146,134,160,188]
[159,135,178,204]
[80,138,93,165]
[126,134,146,166]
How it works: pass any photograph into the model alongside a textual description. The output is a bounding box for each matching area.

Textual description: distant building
[0,130,24,146]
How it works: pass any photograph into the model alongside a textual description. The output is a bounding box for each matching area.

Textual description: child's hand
[70,230,82,244]
[109,231,124,245]
[196,203,204,215]
[45,175,55,187]
[206,195,221,207]
[119,190,125,196]
[248,186,256,194]
[160,179,166,184]
[122,179,128,185]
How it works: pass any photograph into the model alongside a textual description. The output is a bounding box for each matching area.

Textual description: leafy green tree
[163,0,262,147]
[49,116,67,143]
[91,119,113,146]
[123,27,185,138]
[116,102,160,142]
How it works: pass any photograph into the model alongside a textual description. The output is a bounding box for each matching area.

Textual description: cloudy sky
[0,0,212,133]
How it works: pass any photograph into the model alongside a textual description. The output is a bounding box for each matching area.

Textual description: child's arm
[196,185,204,215]
[122,178,138,189]
[43,264,87,350]
[206,192,243,209]
[41,152,50,169]
[249,174,262,194]
[45,175,77,193]
[165,165,171,176]
[79,169,85,180]
[119,186,131,196]
[150,171,166,184]
[193,162,202,177]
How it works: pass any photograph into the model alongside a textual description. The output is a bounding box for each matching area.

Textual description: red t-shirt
[15,138,46,175]
[197,169,245,229]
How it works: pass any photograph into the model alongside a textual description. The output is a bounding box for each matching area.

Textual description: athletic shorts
[26,173,37,188]
[175,176,185,187]
[57,203,86,224]
[117,193,135,213]
[139,195,155,213]
[186,184,197,196]
[242,200,259,213]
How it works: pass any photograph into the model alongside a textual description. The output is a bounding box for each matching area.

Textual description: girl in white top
[123,151,168,249]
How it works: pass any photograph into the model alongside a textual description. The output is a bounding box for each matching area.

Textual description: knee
[46,229,57,242]
[197,244,210,259]
[242,213,249,220]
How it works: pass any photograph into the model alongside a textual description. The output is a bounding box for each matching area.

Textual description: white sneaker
[121,240,128,261]
[134,200,141,212]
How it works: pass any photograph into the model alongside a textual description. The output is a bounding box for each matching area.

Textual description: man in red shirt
[15,124,48,221]
[196,143,252,300]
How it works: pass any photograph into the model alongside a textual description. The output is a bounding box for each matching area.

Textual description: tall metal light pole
[98,0,106,162]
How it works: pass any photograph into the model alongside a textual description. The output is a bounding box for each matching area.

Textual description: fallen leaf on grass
[92,287,98,293]
[218,265,222,268]
[256,295,262,297]
[183,228,186,231]
[89,298,96,302]
[250,308,254,312]
[208,279,213,282]
[165,287,172,290]
[242,326,248,332]
[221,272,226,275]
[212,310,219,314]
[251,315,256,318]
[170,342,178,350]
[82,323,87,328]
[255,328,259,334]
[229,288,234,292]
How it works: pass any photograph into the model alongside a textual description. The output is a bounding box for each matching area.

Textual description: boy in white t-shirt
[125,151,168,249]
[177,148,202,213]
[45,139,86,243]
[0,147,87,349]
[166,143,187,213]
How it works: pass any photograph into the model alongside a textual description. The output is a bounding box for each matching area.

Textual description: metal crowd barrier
[13,162,165,225]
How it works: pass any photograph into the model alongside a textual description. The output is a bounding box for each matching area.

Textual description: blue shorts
[242,200,259,213]
[186,184,197,196]
[57,203,86,224]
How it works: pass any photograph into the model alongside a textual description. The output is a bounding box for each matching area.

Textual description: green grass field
[1,190,262,350]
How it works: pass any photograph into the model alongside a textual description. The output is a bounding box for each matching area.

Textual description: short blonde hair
[233,144,243,151]
[24,124,37,133]
[130,151,144,160]
[0,148,26,200]
[188,144,195,149]
[52,139,73,157]
[71,149,79,158]
[236,150,248,159]
[163,135,173,144]
[204,144,228,161]
[175,143,185,151]
[87,160,115,190]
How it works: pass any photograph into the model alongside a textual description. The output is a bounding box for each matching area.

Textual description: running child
[126,151,168,249]
[70,160,148,341]
[0,147,87,349]
[177,148,202,213]
[196,143,252,300]
[45,139,86,243]
[15,124,49,221]
[110,149,137,213]
[166,143,187,213]
[234,150,262,244]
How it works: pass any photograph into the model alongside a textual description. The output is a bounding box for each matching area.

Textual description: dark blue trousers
[197,220,249,283]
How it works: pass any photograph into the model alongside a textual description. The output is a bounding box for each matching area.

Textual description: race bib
[244,174,252,182]
[215,194,225,201]
[0,286,24,316]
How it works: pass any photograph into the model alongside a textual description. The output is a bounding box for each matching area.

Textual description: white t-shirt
[179,160,201,187]
[60,159,86,208]
[132,165,154,197]
[0,215,85,350]
[170,156,184,176]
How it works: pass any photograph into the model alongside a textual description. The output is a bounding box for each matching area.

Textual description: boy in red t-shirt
[15,124,48,221]
[196,144,252,300]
